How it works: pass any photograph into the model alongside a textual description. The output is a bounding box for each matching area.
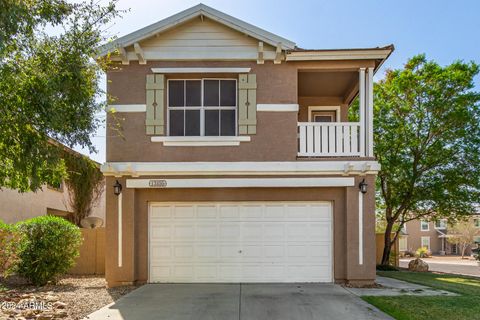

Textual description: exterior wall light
[359,179,368,194]
[113,180,123,196]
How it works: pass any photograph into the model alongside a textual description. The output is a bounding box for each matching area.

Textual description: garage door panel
[173,205,195,218]
[149,202,332,283]
[219,205,239,218]
[150,224,171,240]
[197,205,217,218]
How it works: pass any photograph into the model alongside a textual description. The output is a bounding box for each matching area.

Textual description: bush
[376,264,399,271]
[16,216,82,285]
[0,220,20,277]
[416,247,431,258]
[404,250,416,257]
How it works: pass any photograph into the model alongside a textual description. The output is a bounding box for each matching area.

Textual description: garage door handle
[238,250,242,253]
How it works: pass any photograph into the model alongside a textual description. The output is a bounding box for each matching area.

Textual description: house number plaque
[148,180,168,188]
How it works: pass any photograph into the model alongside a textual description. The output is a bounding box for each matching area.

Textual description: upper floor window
[474,218,480,228]
[420,220,429,231]
[434,219,447,230]
[168,79,237,136]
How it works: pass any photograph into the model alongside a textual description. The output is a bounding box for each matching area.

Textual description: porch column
[366,67,374,157]
[359,68,366,157]
[359,67,374,158]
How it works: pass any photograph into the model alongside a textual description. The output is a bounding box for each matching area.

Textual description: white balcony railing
[298,122,362,157]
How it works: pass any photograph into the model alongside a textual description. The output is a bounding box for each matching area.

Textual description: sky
[74,0,480,163]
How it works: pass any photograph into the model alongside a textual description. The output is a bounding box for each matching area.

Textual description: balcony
[297,67,374,158]
[298,122,362,157]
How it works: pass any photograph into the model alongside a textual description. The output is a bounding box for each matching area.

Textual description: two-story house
[99,4,393,287]
[400,215,480,256]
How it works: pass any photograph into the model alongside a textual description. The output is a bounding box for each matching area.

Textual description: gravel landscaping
[0,275,139,319]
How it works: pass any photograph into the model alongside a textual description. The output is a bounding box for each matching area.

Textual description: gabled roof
[97,3,296,57]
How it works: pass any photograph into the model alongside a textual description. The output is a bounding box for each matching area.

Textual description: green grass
[362,271,480,320]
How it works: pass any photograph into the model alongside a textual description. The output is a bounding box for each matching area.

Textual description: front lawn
[363,271,480,320]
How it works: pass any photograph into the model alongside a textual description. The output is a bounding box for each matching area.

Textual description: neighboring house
[0,147,105,224]
[400,216,480,256]
[99,4,393,287]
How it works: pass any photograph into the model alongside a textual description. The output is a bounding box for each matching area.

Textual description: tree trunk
[461,244,466,259]
[381,221,394,265]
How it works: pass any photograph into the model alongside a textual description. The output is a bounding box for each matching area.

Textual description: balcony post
[359,68,366,157]
[367,67,374,157]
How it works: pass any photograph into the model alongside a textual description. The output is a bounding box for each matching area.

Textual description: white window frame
[420,220,429,231]
[307,106,341,122]
[167,78,238,137]
[399,237,407,251]
[421,236,430,250]
[434,219,447,230]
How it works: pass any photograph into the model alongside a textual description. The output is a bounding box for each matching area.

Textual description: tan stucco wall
[106,60,375,163]
[404,220,443,254]
[0,184,105,224]
[104,174,376,287]
[405,218,480,255]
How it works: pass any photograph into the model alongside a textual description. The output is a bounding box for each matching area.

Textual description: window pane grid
[167,78,237,137]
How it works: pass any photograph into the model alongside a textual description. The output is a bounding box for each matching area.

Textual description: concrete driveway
[85,283,392,320]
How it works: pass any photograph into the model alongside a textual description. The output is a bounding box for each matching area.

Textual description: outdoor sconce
[113,180,123,196]
[359,179,368,194]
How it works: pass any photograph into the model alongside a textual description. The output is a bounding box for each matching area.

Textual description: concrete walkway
[400,257,480,277]
[345,276,457,297]
[84,283,393,320]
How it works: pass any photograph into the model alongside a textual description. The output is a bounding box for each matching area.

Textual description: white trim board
[151,67,251,74]
[285,49,392,61]
[126,177,355,189]
[151,136,251,146]
[101,161,381,177]
[108,104,146,113]
[307,106,341,122]
[257,104,299,112]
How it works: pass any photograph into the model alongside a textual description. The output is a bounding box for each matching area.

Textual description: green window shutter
[238,74,257,135]
[146,74,165,135]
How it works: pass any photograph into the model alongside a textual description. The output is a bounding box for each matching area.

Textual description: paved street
[400,257,480,277]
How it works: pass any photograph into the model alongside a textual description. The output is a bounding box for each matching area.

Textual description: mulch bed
[0,275,139,319]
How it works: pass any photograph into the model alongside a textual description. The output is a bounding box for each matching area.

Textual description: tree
[446,220,479,259]
[63,150,104,227]
[0,0,121,192]
[375,55,480,265]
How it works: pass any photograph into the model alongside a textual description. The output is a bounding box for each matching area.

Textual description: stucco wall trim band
[101,161,381,176]
[126,177,355,188]
[151,67,251,73]
[257,104,299,112]
[108,104,147,112]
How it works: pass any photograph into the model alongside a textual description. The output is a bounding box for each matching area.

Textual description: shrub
[16,216,82,285]
[0,220,20,277]
[415,247,431,258]
[404,250,416,257]
[376,264,399,271]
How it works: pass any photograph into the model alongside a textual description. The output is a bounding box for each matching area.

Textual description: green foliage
[0,220,20,277]
[415,247,430,258]
[63,151,104,226]
[376,264,399,271]
[16,216,82,286]
[374,55,480,264]
[0,0,122,192]
[365,271,480,320]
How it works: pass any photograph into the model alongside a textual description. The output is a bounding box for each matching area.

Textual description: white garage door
[148,202,332,283]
